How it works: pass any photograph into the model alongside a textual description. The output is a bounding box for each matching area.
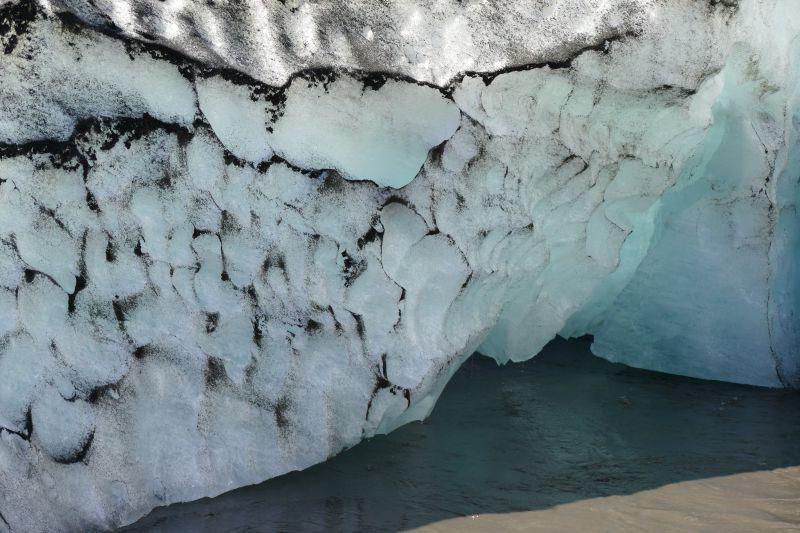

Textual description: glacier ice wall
[0,0,798,530]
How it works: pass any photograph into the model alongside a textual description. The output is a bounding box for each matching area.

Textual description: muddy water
[124,337,800,532]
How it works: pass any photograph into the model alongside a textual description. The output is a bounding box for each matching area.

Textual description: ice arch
[0,0,797,530]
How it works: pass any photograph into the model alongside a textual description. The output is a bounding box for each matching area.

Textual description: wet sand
[125,337,800,532]
[412,467,800,532]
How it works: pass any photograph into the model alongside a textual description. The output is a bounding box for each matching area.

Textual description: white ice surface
[267,76,460,187]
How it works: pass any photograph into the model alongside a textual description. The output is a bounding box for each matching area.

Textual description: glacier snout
[0,0,798,531]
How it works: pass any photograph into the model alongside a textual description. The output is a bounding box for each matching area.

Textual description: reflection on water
[125,337,800,532]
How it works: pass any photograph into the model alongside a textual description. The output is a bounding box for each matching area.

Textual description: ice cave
[0,0,798,531]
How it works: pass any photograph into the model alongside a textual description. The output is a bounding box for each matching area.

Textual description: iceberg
[0,0,797,530]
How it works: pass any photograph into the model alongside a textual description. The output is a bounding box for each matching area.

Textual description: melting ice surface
[0,0,799,531]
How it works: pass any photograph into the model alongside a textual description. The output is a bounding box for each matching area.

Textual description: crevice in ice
[0,507,12,533]
[340,250,366,287]
[204,312,220,334]
[0,408,32,442]
[23,268,59,291]
[272,395,291,435]
[67,231,88,314]
[0,114,191,179]
[441,31,639,95]
[204,356,227,388]
[764,186,788,387]
[50,429,94,465]
[132,345,149,360]
[111,296,136,331]
[708,0,740,13]
[34,201,72,238]
[87,382,118,404]
[0,0,35,55]
[356,224,383,250]
[350,312,366,340]
[365,353,412,421]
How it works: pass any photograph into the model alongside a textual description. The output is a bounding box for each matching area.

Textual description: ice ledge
[41,0,664,86]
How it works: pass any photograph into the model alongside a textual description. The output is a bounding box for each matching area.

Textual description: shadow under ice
[124,336,800,532]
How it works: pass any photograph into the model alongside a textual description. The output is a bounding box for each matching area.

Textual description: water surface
[125,337,800,532]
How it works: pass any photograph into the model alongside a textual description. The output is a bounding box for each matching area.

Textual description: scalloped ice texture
[0,0,798,531]
[43,0,659,86]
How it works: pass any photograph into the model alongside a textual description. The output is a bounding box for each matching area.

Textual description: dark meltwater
[124,337,800,532]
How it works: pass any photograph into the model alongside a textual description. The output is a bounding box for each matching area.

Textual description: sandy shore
[412,467,800,532]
